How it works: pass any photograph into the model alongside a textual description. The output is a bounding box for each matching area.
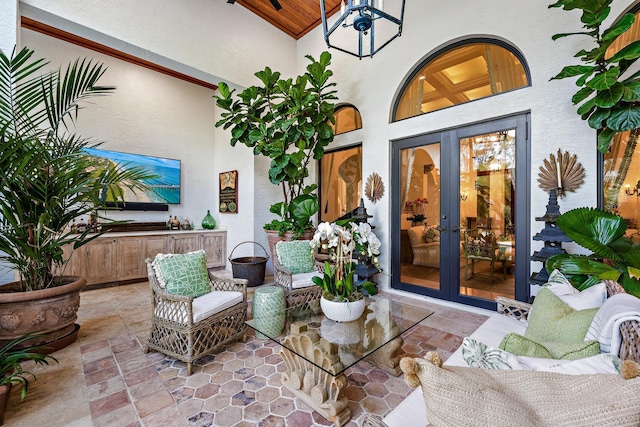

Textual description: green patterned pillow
[500,333,600,360]
[525,287,599,343]
[276,240,314,274]
[153,250,210,297]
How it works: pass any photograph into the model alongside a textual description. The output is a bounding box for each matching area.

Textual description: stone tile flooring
[4,277,489,426]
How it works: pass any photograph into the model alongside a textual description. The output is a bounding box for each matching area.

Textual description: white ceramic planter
[320,296,366,322]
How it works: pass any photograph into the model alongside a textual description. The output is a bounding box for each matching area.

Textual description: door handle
[451,226,459,233]
[435,225,447,232]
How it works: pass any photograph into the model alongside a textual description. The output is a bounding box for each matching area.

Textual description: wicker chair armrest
[314,259,328,273]
[360,414,389,427]
[150,286,194,326]
[208,273,248,301]
[495,296,531,321]
[273,262,294,292]
[619,319,640,363]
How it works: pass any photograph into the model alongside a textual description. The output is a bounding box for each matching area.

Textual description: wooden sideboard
[61,229,227,287]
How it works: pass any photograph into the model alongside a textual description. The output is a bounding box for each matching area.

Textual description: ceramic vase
[320,296,366,322]
[201,210,216,229]
[252,286,286,339]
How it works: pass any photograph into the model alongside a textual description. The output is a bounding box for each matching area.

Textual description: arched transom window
[330,104,362,135]
[394,41,530,121]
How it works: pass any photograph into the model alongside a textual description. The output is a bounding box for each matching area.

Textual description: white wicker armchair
[144,258,248,375]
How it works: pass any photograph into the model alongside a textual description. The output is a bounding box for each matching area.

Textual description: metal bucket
[229,241,270,287]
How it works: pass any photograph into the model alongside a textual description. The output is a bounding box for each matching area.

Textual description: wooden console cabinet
[62,229,227,286]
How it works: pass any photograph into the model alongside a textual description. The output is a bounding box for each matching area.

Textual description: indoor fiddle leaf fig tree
[214,52,337,238]
[550,0,640,153]
[0,47,154,292]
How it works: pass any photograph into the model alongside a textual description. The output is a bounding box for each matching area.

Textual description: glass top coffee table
[246,296,433,427]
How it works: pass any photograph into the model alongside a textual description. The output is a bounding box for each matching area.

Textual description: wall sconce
[625,180,640,196]
[460,191,468,201]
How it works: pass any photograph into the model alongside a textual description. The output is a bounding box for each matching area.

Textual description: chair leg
[187,362,193,376]
[489,261,494,285]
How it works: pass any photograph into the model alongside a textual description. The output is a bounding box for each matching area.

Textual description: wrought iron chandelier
[319,0,406,59]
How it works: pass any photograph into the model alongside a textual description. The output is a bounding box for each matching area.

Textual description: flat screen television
[84,147,181,211]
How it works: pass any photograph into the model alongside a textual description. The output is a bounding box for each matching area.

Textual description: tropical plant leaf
[556,207,627,260]
[606,106,640,131]
[593,82,624,108]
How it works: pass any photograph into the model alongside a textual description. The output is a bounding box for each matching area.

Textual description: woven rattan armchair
[144,258,248,375]
[273,241,323,308]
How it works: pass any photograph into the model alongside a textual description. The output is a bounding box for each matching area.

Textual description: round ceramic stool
[252,286,286,339]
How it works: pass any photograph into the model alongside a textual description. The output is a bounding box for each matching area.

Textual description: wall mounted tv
[84,148,181,211]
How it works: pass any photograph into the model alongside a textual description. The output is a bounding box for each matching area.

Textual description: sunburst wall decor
[365,173,384,203]
[537,149,585,197]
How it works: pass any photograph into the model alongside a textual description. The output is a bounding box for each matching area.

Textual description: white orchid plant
[310,219,380,301]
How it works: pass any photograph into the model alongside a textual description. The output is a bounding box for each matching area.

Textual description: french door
[391,114,530,310]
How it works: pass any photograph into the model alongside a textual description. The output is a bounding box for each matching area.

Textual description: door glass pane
[319,146,362,223]
[460,130,515,300]
[603,130,640,243]
[399,144,441,290]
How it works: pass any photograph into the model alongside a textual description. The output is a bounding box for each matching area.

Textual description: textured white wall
[20,0,298,88]
[296,0,630,291]
[0,0,18,56]
[22,29,219,225]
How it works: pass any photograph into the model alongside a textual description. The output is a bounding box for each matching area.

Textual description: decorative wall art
[365,172,384,203]
[537,150,584,197]
[219,170,238,213]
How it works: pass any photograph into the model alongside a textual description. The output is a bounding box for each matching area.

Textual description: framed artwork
[219,170,238,213]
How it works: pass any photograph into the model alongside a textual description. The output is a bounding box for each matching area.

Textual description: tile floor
[4,275,488,427]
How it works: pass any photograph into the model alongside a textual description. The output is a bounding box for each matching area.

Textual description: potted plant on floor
[214,52,338,259]
[310,219,380,322]
[547,207,640,297]
[0,332,58,425]
[0,47,153,349]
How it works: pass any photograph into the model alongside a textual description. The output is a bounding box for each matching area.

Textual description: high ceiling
[231,0,342,39]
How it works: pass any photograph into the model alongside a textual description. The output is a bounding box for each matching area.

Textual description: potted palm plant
[310,219,380,322]
[0,332,58,425]
[0,47,153,349]
[214,52,338,258]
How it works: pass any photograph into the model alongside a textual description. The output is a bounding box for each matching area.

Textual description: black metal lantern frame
[320,0,406,59]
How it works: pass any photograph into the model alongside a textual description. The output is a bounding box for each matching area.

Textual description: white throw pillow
[542,269,607,310]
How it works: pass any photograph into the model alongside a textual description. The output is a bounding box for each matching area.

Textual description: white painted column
[0,0,19,56]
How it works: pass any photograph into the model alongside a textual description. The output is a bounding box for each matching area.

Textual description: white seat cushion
[291,271,322,289]
[192,291,243,323]
[446,313,527,367]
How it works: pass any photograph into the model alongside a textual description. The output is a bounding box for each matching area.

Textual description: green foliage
[312,261,378,302]
[550,0,640,152]
[215,52,337,236]
[547,207,640,297]
[0,333,58,401]
[0,47,155,291]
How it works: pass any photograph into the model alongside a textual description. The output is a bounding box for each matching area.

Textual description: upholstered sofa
[406,225,440,268]
[362,281,640,427]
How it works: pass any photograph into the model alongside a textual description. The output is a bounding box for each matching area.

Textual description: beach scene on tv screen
[85,148,181,204]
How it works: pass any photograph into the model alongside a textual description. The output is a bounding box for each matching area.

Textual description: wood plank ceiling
[231,0,342,39]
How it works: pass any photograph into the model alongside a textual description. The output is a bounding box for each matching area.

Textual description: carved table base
[280,322,351,427]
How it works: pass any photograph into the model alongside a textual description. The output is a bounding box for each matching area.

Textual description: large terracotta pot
[0,383,10,426]
[0,277,87,350]
[265,229,314,264]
